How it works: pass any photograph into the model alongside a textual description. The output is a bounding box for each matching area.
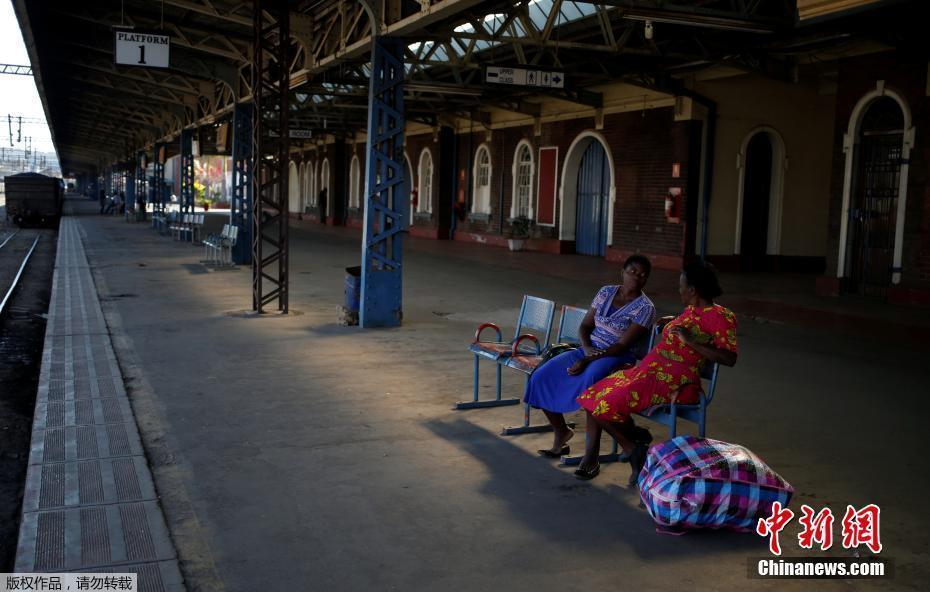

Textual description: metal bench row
[457,294,722,466]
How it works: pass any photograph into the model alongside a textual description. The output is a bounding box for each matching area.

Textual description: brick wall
[447,108,698,261]
[334,107,700,264]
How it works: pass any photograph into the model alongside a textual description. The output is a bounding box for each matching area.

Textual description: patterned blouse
[589,286,656,351]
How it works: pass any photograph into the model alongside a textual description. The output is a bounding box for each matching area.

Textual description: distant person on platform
[99,189,106,214]
[104,193,116,215]
[318,187,327,225]
[136,192,146,220]
[117,192,126,215]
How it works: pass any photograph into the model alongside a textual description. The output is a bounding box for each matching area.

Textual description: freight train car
[4,172,63,227]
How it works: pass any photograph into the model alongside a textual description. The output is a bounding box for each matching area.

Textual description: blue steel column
[180,129,195,216]
[231,104,253,264]
[136,150,147,218]
[360,37,407,328]
[153,143,165,214]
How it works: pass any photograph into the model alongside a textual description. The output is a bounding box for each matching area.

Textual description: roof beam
[160,0,252,26]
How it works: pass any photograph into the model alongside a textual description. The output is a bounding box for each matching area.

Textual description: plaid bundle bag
[638,436,793,534]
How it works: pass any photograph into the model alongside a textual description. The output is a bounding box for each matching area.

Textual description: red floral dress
[576,304,738,421]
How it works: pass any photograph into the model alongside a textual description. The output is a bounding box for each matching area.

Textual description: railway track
[0,231,42,318]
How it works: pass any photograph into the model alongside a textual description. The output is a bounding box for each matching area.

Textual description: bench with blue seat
[156,211,177,235]
[180,213,204,243]
[203,224,239,267]
[170,213,191,240]
[456,295,555,410]
[500,304,587,435]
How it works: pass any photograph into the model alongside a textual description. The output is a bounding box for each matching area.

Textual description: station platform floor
[31,197,927,590]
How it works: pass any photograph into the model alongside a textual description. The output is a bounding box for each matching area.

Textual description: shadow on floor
[422,417,764,561]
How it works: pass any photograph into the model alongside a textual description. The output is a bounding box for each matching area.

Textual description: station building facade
[287,48,929,305]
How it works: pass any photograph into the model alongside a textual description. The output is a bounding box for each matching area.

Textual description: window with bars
[473,146,491,214]
[418,149,433,213]
[321,159,330,215]
[513,143,534,219]
[349,156,361,209]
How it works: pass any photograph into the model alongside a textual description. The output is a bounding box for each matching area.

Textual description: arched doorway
[845,96,906,297]
[575,141,611,256]
[740,133,773,270]
[734,127,787,271]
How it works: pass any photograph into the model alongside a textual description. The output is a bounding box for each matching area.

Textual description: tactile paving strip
[16,218,183,591]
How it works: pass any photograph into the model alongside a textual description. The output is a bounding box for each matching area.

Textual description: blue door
[575,141,610,256]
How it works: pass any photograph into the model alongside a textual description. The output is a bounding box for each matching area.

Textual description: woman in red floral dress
[575,261,739,485]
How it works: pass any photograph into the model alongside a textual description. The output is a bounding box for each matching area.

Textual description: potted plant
[508,216,534,251]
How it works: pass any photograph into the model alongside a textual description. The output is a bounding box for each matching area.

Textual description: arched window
[472,145,492,214]
[349,155,361,209]
[511,141,535,219]
[321,158,331,215]
[299,162,307,210]
[406,154,414,226]
[417,148,433,214]
[304,162,312,211]
[287,161,299,213]
[309,160,317,206]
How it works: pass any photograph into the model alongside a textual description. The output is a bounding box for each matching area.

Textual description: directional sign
[115,31,170,68]
[289,129,313,139]
[486,66,565,89]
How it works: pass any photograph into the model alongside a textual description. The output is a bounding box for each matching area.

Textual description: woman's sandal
[627,442,649,487]
[574,462,600,480]
[619,427,653,463]
[537,446,570,458]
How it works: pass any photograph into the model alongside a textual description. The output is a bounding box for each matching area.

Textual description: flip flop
[537,446,570,458]
[574,462,600,480]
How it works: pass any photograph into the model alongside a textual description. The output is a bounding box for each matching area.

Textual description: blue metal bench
[501,304,587,435]
[456,295,555,410]
[179,213,204,243]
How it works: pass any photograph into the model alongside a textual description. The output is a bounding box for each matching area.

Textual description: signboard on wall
[115,31,170,68]
[536,147,559,226]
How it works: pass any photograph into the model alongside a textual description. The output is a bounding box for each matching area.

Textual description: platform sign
[289,129,313,139]
[115,31,170,68]
[485,66,565,89]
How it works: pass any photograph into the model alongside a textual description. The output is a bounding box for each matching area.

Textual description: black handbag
[539,342,581,365]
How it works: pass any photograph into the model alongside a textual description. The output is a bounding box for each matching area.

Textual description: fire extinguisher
[411,187,419,210]
[665,187,681,223]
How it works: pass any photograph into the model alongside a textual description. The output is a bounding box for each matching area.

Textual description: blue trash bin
[344,266,361,313]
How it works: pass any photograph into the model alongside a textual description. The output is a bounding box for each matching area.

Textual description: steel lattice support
[153,143,166,214]
[180,129,195,216]
[251,0,289,313]
[360,37,407,328]
[231,103,253,265]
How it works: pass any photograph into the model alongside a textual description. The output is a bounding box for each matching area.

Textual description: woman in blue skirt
[527,255,656,458]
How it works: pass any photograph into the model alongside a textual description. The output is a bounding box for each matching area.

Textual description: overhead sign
[289,129,313,139]
[115,31,170,68]
[485,66,565,89]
